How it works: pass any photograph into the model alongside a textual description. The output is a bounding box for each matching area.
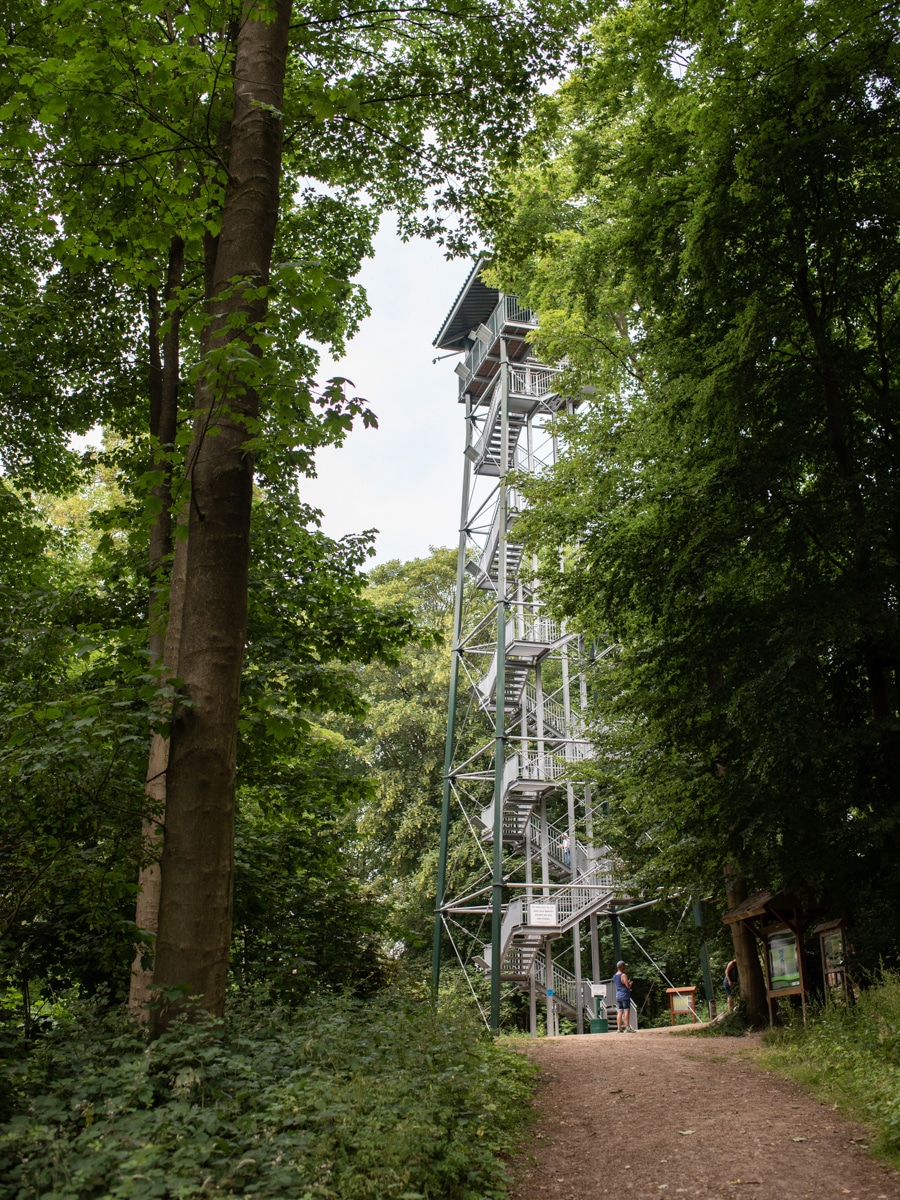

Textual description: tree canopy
[486,0,900,971]
[0,0,588,1019]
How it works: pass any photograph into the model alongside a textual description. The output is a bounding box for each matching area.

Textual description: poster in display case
[816,919,849,1000]
[767,933,801,991]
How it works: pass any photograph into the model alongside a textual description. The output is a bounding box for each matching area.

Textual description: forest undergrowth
[0,989,535,1200]
[756,973,900,1169]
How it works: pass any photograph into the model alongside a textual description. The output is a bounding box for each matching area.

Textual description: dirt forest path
[507,1028,900,1200]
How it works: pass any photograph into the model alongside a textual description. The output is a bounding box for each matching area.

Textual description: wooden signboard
[665,987,699,1025]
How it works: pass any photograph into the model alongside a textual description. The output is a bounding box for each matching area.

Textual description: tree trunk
[129,512,188,1013]
[150,0,292,1028]
[129,237,185,1016]
[724,871,768,1026]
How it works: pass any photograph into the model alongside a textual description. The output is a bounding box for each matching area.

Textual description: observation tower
[430,262,635,1034]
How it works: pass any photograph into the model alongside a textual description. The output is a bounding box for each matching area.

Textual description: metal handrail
[527,814,590,875]
[508,616,560,644]
[524,685,567,735]
[504,751,568,789]
[468,375,502,462]
[533,953,594,1019]
[476,487,523,580]
[458,296,539,387]
[508,365,558,397]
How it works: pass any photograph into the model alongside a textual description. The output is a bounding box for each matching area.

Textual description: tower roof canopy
[433,258,499,351]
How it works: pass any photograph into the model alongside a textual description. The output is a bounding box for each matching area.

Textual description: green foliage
[230,498,420,1001]
[487,0,900,952]
[0,993,536,1199]
[696,1004,753,1039]
[0,468,416,1009]
[356,551,456,883]
[0,485,156,1001]
[232,771,386,1004]
[241,496,415,740]
[757,973,900,1166]
[347,550,492,961]
[0,0,589,503]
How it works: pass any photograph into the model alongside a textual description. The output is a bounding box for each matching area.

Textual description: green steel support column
[692,899,717,1021]
[432,395,475,993]
[490,334,510,1032]
[611,911,622,967]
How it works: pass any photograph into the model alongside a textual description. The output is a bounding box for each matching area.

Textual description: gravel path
[507,1028,900,1200]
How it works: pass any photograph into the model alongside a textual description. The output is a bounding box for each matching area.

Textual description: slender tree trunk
[724,871,768,1026]
[148,235,186,653]
[129,513,188,1012]
[151,0,292,1028]
[129,237,185,1015]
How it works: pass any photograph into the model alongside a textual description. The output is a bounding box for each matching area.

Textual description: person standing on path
[613,961,634,1032]
[724,957,739,1014]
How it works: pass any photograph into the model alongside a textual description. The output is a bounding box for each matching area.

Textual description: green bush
[757,972,900,1165]
[0,991,536,1199]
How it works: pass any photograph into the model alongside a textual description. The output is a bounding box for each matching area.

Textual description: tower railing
[524,684,567,737]
[458,295,538,388]
[526,813,591,876]
[508,365,559,398]
[533,953,595,1021]
[505,749,569,790]
[510,616,560,645]
[551,877,615,927]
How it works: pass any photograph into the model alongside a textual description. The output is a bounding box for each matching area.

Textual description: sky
[302,219,472,565]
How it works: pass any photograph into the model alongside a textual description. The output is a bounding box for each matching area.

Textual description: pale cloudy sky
[302,219,472,565]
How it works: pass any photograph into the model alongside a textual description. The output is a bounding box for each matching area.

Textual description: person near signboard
[724,957,739,1013]
[613,961,634,1032]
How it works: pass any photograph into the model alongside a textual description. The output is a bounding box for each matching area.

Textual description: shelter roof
[812,917,846,935]
[722,890,808,924]
[433,258,499,351]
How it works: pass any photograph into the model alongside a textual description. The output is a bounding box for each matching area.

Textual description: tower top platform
[433,261,540,403]
[433,258,498,352]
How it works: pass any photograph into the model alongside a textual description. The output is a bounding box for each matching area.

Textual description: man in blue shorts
[613,960,634,1032]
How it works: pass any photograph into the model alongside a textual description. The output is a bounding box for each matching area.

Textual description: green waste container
[589,1017,609,1034]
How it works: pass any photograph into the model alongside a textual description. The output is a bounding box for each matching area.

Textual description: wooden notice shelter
[722,891,818,1024]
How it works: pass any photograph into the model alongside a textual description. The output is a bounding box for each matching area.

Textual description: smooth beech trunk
[129,519,188,1013]
[150,0,292,1027]
[129,237,185,1016]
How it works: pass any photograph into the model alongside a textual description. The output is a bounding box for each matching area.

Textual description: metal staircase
[473,490,524,590]
[478,869,617,974]
[523,684,568,743]
[533,953,595,1025]
[432,262,626,1036]
[474,617,571,715]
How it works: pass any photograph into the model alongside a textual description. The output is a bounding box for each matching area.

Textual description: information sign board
[530,902,558,926]
[768,933,801,990]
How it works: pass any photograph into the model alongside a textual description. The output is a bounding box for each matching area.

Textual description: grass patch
[755,972,900,1168]
[0,990,536,1199]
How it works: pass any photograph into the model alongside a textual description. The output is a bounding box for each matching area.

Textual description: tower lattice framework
[430,262,633,1034]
